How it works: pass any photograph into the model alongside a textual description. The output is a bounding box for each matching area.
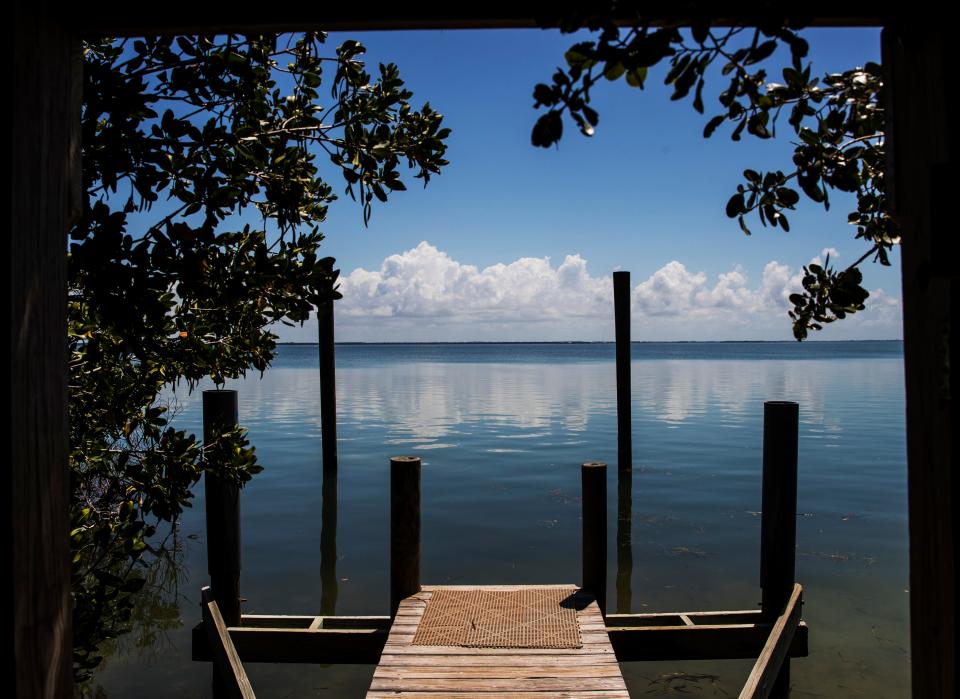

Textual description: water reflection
[244,356,893,442]
[87,531,189,690]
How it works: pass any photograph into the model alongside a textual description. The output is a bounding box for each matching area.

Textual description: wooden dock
[195,411,809,699]
[367,584,629,699]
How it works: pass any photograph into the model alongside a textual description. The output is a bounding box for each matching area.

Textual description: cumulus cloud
[309,241,901,341]
[339,242,608,322]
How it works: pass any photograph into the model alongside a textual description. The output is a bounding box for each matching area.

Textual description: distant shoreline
[277,339,903,346]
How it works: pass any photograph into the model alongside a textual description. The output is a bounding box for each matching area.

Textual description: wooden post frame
[390,456,422,616]
[760,400,799,696]
[203,390,242,627]
[582,461,608,617]
[12,9,954,699]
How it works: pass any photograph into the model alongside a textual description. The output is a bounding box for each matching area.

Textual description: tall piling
[615,468,633,614]
[582,461,608,617]
[203,389,242,627]
[318,300,337,474]
[390,456,421,616]
[613,271,633,614]
[319,470,338,616]
[760,400,799,697]
[613,271,632,472]
[203,390,242,699]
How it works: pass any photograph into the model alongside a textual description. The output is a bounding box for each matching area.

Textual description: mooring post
[203,390,242,699]
[582,461,608,617]
[615,468,633,614]
[203,390,242,627]
[391,455,421,616]
[613,272,632,472]
[319,470,338,616]
[760,400,799,697]
[318,300,338,474]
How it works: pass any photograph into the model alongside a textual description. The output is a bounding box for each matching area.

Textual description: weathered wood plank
[370,677,630,692]
[739,584,804,699]
[377,655,620,668]
[373,665,623,679]
[366,692,630,699]
[12,5,78,697]
[201,588,255,699]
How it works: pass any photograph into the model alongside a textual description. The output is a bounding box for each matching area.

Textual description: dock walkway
[366,584,629,699]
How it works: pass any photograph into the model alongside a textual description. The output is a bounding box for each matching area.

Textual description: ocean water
[92,341,909,697]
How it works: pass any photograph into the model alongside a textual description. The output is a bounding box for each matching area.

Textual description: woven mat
[411,587,583,649]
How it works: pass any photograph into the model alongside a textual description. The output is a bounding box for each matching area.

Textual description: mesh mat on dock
[411,587,583,649]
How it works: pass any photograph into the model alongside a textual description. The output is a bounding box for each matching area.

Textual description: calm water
[93,341,909,697]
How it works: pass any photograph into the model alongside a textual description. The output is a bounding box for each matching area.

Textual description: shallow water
[92,341,909,697]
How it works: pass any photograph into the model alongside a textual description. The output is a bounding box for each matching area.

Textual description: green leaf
[625,67,648,88]
[726,193,745,218]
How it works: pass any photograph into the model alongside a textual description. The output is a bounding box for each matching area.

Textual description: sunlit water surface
[93,342,908,698]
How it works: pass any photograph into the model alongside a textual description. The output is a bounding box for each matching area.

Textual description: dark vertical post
[203,390,242,627]
[883,27,955,699]
[615,468,633,614]
[582,461,608,617]
[319,471,338,616]
[760,401,799,697]
[390,456,421,616]
[12,8,79,696]
[318,301,338,474]
[613,272,634,614]
[613,272,632,472]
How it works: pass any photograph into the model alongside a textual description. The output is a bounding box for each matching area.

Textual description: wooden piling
[582,461,608,617]
[613,271,632,472]
[318,300,338,474]
[390,456,421,616]
[319,471,338,616]
[615,468,633,614]
[760,400,799,697]
[203,390,242,628]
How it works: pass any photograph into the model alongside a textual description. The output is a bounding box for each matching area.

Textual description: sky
[265,28,900,342]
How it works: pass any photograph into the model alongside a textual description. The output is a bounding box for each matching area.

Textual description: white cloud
[276,241,901,341]
[338,241,608,322]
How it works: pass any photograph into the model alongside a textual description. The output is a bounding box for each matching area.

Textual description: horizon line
[277,339,903,345]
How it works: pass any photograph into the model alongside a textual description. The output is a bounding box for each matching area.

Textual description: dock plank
[366,585,629,698]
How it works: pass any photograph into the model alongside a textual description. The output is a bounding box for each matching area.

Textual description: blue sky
[270,28,900,342]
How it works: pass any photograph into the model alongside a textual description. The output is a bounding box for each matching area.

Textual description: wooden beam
[70,1,887,35]
[883,25,955,699]
[192,623,389,664]
[238,614,391,630]
[608,609,766,626]
[201,588,256,699]
[607,621,807,662]
[12,3,79,696]
[739,584,804,699]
